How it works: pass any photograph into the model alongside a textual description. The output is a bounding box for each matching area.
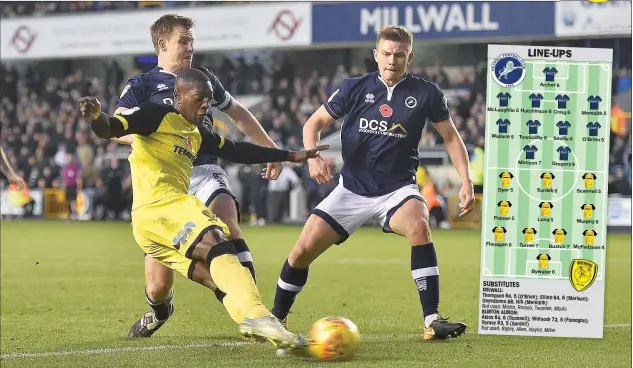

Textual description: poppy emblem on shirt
[379,104,393,118]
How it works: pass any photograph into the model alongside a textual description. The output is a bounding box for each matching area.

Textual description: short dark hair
[175,68,212,93]
[376,26,413,50]
[150,14,195,53]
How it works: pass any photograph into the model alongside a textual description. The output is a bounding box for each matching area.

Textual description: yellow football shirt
[112,104,202,210]
[582,204,596,218]
[497,201,512,215]
[493,227,507,242]
[583,173,596,189]
[499,172,514,187]
[109,102,288,210]
[540,173,555,188]
[552,228,567,244]
[539,202,553,217]
[522,227,537,243]
[583,230,597,245]
[536,254,551,269]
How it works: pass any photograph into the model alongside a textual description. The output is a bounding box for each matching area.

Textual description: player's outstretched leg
[271,215,340,323]
[210,193,257,283]
[189,227,307,353]
[388,199,467,340]
[271,215,341,356]
[129,257,175,337]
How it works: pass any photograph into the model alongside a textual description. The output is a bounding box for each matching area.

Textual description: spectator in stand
[267,163,301,223]
[62,153,82,220]
[609,166,632,195]
[0,1,240,18]
[1,45,631,213]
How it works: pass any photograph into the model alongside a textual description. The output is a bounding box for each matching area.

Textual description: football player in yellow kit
[79,68,327,353]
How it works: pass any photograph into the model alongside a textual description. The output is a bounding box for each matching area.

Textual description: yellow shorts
[132,194,231,279]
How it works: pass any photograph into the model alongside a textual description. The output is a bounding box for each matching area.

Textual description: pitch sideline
[2,324,631,360]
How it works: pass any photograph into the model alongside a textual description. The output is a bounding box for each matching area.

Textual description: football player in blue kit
[271,26,475,348]
[112,14,283,338]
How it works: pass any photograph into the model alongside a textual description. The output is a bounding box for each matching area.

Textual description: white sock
[424,313,439,328]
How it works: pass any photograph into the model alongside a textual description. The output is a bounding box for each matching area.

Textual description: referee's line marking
[2,325,631,360]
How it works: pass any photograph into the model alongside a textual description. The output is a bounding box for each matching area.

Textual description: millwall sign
[311,1,555,44]
[359,3,500,35]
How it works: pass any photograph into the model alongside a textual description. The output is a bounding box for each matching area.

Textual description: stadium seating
[0,20,630,223]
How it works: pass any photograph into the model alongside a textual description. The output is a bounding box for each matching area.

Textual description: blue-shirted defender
[271,26,475,350]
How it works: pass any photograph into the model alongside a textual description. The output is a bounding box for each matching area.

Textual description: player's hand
[288,145,330,164]
[458,180,475,217]
[8,174,26,191]
[307,152,334,185]
[78,96,102,120]
[263,162,283,180]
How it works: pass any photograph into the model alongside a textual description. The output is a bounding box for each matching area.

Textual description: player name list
[479,278,604,338]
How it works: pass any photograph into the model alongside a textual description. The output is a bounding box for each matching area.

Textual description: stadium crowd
[0,1,238,18]
[1,44,630,222]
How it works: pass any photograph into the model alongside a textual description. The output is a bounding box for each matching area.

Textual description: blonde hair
[150,14,195,53]
[376,26,413,50]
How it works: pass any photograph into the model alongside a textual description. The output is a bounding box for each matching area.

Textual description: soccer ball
[308,316,360,361]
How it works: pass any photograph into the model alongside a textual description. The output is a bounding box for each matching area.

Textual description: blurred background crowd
[1,1,631,225]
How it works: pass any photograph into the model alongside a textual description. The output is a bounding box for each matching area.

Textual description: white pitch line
[488,167,599,173]
[2,326,630,360]
[1,341,250,360]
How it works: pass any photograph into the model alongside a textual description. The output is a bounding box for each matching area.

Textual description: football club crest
[405,96,417,109]
[185,136,193,151]
[569,259,598,292]
[491,53,527,88]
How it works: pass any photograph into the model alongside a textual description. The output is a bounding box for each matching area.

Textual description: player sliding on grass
[79,68,328,352]
[112,14,282,339]
[271,26,474,352]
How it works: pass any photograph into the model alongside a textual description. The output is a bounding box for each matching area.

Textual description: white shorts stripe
[277,278,303,292]
[236,251,253,263]
[411,267,440,279]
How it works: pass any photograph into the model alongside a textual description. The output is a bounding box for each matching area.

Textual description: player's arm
[309,79,351,149]
[303,106,338,184]
[199,127,328,164]
[79,97,168,139]
[304,80,350,184]
[111,78,146,145]
[429,85,474,215]
[429,86,471,185]
[197,67,278,149]
[303,105,337,150]
[0,147,26,190]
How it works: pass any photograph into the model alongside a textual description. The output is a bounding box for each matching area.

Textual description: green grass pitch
[1,221,630,367]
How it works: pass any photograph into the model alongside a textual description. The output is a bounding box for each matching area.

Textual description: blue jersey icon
[556,121,571,135]
[523,145,538,160]
[587,95,602,110]
[557,146,572,161]
[526,120,541,135]
[529,93,544,108]
[497,92,511,107]
[586,122,602,137]
[496,119,511,133]
[555,94,570,109]
[543,67,558,82]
